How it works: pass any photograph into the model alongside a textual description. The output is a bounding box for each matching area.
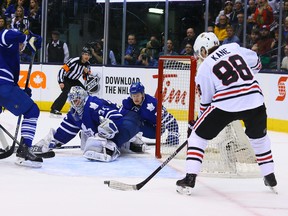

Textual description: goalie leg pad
[83,136,120,162]
[80,130,89,151]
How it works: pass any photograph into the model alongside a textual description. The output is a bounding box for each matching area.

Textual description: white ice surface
[0,111,287,216]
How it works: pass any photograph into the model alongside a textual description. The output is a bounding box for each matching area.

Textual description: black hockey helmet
[82,46,92,56]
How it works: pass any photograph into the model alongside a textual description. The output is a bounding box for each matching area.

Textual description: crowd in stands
[120,0,288,70]
[1,0,288,70]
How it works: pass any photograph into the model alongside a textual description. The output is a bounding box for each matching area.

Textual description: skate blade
[268,186,278,194]
[49,113,63,118]
[15,158,42,168]
[176,186,193,195]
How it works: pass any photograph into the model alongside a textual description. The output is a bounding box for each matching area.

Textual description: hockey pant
[0,84,39,146]
[186,105,274,177]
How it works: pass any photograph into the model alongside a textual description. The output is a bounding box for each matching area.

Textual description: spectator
[179,27,196,54]
[255,25,276,68]
[282,16,288,44]
[229,0,244,25]
[207,25,214,32]
[247,0,257,17]
[89,40,117,65]
[232,12,244,45]
[254,0,274,29]
[136,48,158,67]
[11,5,29,34]
[282,1,288,22]
[214,14,229,44]
[222,25,241,45]
[246,28,260,50]
[281,45,288,70]
[146,36,161,60]
[124,34,139,65]
[46,30,70,63]
[89,40,103,65]
[215,1,233,25]
[247,14,257,35]
[181,43,194,55]
[28,0,41,35]
[159,39,178,56]
[50,47,92,116]
[5,0,29,19]
[268,0,280,16]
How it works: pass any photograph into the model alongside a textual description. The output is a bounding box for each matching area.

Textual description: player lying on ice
[120,82,180,146]
[33,86,147,162]
[176,32,277,195]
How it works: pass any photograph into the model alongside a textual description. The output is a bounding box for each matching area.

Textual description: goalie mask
[68,86,88,116]
[193,32,219,60]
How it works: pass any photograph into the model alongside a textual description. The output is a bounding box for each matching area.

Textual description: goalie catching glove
[32,128,60,153]
[97,117,119,139]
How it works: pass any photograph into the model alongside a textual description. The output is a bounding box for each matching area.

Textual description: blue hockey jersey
[54,95,123,144]
[0,28,27,84]
[121,94,158,125]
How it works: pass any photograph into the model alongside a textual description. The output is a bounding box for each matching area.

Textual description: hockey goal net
[156,56,260,178]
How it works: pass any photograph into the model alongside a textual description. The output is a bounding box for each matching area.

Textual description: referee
[50,47,92,116]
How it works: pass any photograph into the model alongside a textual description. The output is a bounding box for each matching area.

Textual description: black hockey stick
[0,52,36,159]
[55,145,81,149]
[0,124,15,159]
[0,124,55,158]
[104,140,188,191]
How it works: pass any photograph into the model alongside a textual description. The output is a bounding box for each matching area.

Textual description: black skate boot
[176,173,197,195]
[15,138,43,168]
[264,173,278,194]
[129,142,146,153]
[50,109,62,118]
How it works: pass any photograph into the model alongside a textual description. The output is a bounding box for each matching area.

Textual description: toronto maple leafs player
[120,82,179,145]
[176,32,277,195]
[34,86,146,162]
[0,15,42,167]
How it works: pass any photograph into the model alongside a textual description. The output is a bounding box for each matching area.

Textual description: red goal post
[156,56,197,158]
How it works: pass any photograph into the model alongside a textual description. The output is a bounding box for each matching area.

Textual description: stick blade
[104,180,138,191]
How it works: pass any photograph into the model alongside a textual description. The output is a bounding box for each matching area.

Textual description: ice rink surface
[0,111,287,216]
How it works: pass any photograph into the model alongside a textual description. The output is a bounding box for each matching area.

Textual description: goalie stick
[0,124,55,159]
[104,140,188,191]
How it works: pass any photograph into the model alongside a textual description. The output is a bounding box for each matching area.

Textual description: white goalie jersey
[196,43,263,115]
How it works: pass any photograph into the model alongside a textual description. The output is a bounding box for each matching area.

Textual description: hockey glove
[98,118,119,139]
[27,31,42,53]
[187,120,196,137]
[23,87,32,97]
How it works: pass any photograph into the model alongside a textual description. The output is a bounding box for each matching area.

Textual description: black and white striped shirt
[57,56,90,83]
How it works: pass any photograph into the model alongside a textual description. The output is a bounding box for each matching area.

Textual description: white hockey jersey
[196,43,263,114]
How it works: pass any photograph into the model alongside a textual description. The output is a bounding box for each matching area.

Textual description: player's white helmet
[193,32,219,60]
[68,86,88,116]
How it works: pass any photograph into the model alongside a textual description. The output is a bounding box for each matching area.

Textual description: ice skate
[15,140,43,168]
[122,132,147,153]
[264,173,278,194]
[50,109,62,118]
[176,173,197,195]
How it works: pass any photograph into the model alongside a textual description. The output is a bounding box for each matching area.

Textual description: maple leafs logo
[89,102,99,110]
[146,103,155,112]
